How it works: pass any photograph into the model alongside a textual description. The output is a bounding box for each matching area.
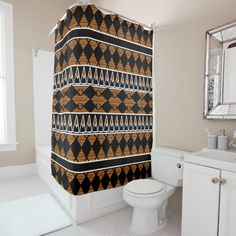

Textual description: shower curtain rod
[34,1,156,57]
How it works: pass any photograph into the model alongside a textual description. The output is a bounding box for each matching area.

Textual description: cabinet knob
[211,177,219,184]
[176,163,182,169]
[220,178,227,185]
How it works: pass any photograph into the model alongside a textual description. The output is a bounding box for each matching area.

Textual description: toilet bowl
[123,147,188,235]
[123,179,175,235]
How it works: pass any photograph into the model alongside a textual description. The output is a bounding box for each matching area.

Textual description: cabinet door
[219,171,236,236]
[182,163,220,236]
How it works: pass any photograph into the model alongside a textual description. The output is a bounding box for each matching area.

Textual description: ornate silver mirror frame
[204,21,236,119]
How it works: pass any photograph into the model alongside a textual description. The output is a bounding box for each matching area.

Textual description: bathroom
[0,0,236,235]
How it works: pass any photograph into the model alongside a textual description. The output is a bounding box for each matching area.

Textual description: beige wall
[0,0,74,167]
[156,16,236,152]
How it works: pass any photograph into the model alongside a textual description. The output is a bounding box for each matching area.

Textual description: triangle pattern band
[52,113,153,134]
[54,66,153,93]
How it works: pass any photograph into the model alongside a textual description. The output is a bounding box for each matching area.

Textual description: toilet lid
[125,179,164,195]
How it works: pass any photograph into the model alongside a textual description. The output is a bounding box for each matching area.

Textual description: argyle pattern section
[54,38,152,76]
[53,85,152,114]
[52,131,152,162]
[52,161,151,195]
[55,5,153,47]
[51,4,153,195]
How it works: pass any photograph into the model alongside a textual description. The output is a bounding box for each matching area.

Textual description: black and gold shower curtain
[51,4,153,195]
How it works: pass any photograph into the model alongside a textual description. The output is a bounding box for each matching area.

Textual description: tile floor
[47,207,181,236]
[0,176,181,236]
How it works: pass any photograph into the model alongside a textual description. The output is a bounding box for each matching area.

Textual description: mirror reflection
[223,44,236,103]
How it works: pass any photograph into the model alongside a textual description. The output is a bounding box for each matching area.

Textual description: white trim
[0,1,16,151]
[0,163,37,181]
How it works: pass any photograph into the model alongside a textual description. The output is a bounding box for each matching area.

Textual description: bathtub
[36,145,127,224]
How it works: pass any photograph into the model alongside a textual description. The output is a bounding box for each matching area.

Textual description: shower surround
[51,4,153,195]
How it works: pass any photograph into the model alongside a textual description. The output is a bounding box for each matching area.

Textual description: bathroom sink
[184,148,236,172]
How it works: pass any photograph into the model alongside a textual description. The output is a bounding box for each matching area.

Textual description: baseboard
[0,163,37,180]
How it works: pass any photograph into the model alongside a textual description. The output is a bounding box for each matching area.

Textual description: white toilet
[123,147,188,235]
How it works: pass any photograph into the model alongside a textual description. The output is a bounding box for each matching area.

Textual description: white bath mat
[0,193,72,236]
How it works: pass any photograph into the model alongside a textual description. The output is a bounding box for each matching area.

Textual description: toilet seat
[124,179,166,197]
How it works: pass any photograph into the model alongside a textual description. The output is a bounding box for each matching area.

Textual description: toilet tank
[151,147,189,186]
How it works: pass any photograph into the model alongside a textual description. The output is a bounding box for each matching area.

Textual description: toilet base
[130,207,160,235]
[129,199,169,235]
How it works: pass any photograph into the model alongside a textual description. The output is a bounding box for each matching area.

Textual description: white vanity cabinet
[219,170,236,236]
[182,154,236,236]
[182,163,220,236]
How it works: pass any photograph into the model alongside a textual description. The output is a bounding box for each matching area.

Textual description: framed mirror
[204,21,236,119]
